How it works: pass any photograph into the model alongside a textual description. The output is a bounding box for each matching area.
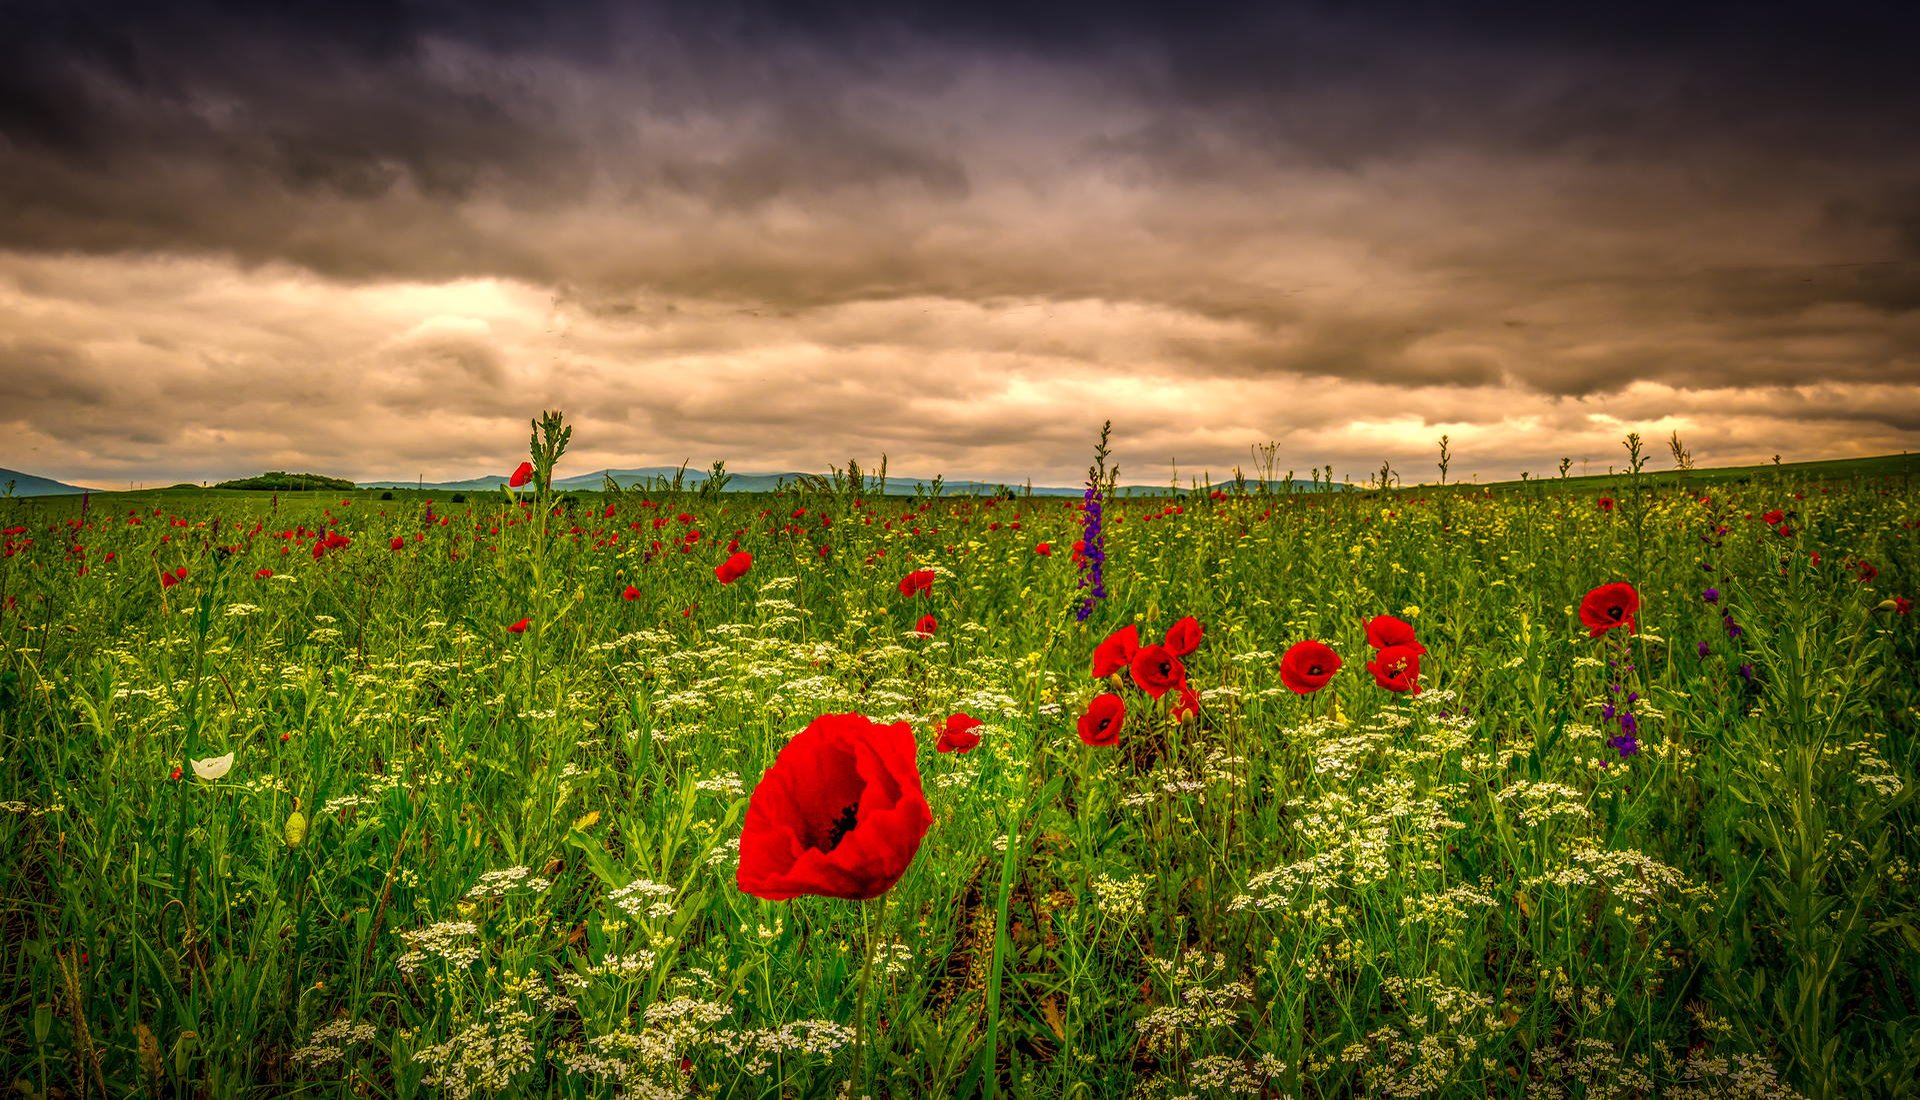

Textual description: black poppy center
[1308,664,1324,676]
[1608,606,1624,620]
[820,801,861,852]
[1154,660,1173,678]
[1096,715,1113,733]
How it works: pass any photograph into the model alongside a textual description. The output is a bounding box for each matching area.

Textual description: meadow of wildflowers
[2,423,1916,1099]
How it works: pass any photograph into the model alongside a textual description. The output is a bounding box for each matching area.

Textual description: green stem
[852,890,890,1096]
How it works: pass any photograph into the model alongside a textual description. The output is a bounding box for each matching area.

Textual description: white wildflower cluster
[463,865,553,901]
[291,1017,376,1067]
[1135,951,1251,1055]
[585,951,659,979]
[694,772,744,797]
[1091,873,1150,922]
[1525,1037,1805,1100]
[711,1019,856,1075]
[1232,779,1460,914]
[611,879,677,921]
[395,920,480,975]
[223,602,262,618]
[1496,781,1594,827]
[411,993,537,1100]
[1528,843,1705,915]
[704,835,741,867]
[1846,736,1904,798]
[867,940,914,977]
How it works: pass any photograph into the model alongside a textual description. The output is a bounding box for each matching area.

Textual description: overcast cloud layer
[3,0,1918,487]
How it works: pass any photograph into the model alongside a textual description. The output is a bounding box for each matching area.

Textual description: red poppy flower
[736,713,932,900]
[254,568,273,580]
[1130,644,1186,699]
[899,569,936,597]
[1034,542,1051,556]
[1597,497,1615,512]
[622,585,640,601]
[1578,582,1639,637]
[715,551,753,584]
[1762,509,1784,526]
[914,614,938,638]
[1365,644,1423,694]
[507,618,530,633]
[1091,624,1140,678]
[1077,693,1125,746]
[1169,683,1200,722]
[1280,640,1341,694]
[1164,615,1204,658]
[509,461,534,488]
[390,536,405,550]
[1896,596,1912,615]
[1364,615,1420,651]
[935,713,984,754]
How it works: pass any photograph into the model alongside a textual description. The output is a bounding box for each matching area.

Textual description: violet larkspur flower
[1697,641,1711,657]
[1608,733,1640,759]
[1073,484,1106,621]
[1723,615,1744,639]
[1739,663,1755,682]
[1702,588,1719,603]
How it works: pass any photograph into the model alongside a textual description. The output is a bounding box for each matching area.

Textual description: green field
[2,433,1916,1098]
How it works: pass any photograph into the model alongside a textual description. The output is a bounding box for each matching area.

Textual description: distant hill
[362,466,1334,496]
[215,471,356,491]
[0,467,93,497]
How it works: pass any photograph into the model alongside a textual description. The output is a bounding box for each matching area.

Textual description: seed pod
[284,798,308,848]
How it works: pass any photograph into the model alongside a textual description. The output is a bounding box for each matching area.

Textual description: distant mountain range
[360,466,1330,496]
[0,467,93,496]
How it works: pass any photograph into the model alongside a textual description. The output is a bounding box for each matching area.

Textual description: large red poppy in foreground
[737,713,933,900]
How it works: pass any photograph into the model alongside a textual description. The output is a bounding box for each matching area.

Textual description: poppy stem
[851,890,889,1095]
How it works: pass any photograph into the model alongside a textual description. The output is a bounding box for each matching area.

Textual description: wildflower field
[3,432,1917,1100]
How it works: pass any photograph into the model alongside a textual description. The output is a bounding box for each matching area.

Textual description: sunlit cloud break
[2,0,1918,487]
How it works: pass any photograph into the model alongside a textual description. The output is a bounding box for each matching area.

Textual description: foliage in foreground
[1,449,1917,1099]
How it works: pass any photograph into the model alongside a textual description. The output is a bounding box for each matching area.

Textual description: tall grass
[0,458,1914,1098]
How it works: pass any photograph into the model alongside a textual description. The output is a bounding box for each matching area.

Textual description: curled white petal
[192,752,235,781]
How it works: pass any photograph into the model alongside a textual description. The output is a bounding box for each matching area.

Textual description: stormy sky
[3,0,1918,488]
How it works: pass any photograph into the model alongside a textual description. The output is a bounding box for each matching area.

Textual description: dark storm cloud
[1,0,1918,484]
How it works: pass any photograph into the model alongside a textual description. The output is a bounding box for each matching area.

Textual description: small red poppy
[1280,640,1341,694]
[899,569,936,598]
[935,713,983,754]
[1169,683,1200,722]
[255,568,273,580]
[1598,497,1615,512]
[914,614,938,638]
[509,461,534,488]
[1366,644,1423,694]
[1364,615,1420,651]
[1034,542,1052,556]
[1762,509,1784,526]
[1578,582,1639,637]
[1077,693,1125,746]
[1091,624,1140,678]
[507,618,530,633]
[390,536,405,550]
[736,713,933,900]
[622,585,640,601]
[715,551,754,584]
[1164,616,1204,658]
[1130,644,1186,699]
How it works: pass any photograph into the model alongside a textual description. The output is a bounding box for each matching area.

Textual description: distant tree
[214,471,355,491]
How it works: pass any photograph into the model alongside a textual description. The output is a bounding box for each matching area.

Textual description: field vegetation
[2,418,1915,1098]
